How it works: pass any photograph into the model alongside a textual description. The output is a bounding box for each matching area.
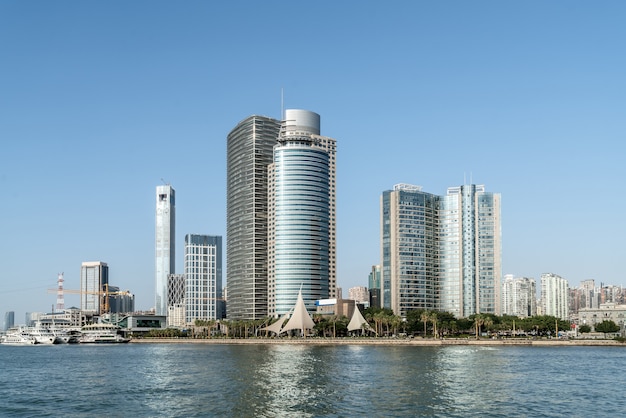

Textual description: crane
[47,283,132,315]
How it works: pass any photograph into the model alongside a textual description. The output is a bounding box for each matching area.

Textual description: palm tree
[474,314,485,339]
[421,311,431,337]
[430,312,439,338]
[483,317,494,337]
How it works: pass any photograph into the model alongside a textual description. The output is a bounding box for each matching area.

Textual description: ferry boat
[79,323,129,344]
[1,327,38,345]
[28,323,62,344]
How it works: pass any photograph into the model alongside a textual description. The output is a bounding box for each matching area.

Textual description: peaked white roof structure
[260,313,290,336]
[347,302,375,334]
[280,290,315,337]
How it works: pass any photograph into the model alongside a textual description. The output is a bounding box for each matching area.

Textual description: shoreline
[130,337,626,347]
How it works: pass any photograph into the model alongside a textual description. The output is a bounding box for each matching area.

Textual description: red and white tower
[56,272,65,312]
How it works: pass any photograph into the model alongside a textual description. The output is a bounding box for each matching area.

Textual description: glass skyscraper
[381,184,439,317]
[185,234,222,323]
[268,109,336,316]
[80,261,109,314]
[226,115,281,320]
[381,183,501,318]
[155,184,175,316]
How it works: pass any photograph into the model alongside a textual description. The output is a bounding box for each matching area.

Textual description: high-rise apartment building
[185,234,222,324]
[268,109,337,316]
[381,183,501,318]
[502,275,536,318]
[368,265,381,290]
[381,184,439,317]
[155,184,175,316]
[439,184,501,317]
[80,261,109,314]
[541,273,569,320]
[348,286,369,304]
[226,116,281,320]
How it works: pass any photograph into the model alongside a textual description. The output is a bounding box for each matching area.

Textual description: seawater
[0,343,624,417]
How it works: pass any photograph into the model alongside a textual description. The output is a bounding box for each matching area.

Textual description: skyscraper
[541,273,569,320]
[440,184,501,317]
[80,261,109,314]
[155,184,175,316]
[268,109,337,316]
[3,311,14,331]
[381,183,501,318]
[226,115,281,320]
[185,234,222,323]
[502,275,537,318]
[381,184,439,317]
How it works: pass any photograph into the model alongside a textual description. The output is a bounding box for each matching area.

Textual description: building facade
[185,234,222,324]
[80,261,109,314]
[348,286,369,304]
[541,273,569,320]
[502,275,537,318]
[226,115,281,320]
[439,184,501,318]
[3,311,14,331]
[381,183,501,319]
[381,184,439,317]
[268,109,336,316]
[167,274,186,327]
[155,184,175,316]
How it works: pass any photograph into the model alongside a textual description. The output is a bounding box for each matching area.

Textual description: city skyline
[2,2,625,320]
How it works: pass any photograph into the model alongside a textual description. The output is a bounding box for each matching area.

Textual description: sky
[1,1,625,323]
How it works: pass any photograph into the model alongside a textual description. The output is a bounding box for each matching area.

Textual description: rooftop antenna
[161,178,169,186]
[281,87,284,120]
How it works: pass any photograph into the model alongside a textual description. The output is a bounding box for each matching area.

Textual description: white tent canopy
[260,313,289,335]
[280,290,315,336]
[347,302,375,334]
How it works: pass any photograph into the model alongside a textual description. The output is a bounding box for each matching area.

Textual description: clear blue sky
[2,1,625,322]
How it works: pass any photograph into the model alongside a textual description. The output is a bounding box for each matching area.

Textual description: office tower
[268,109,337,316]
[502,275,537,318]
[541,273,569,320]
[381,183,501,318]
[185,234,222,323]
[381,184,439,317]
[167,274,186,327]
[3,311,14,331]
[226,116,281,320]
[80,261,109,314]
[439,184,501,318]
[368,265,381,290]
[155,184,175,316]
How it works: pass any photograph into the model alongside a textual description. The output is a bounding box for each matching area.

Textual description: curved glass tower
[268,109,334,315]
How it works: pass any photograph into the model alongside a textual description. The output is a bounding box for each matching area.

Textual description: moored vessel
[79,323,129,344]
[1,327,38,345]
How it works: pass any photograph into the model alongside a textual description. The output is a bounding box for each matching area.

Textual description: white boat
[27,323,62,344]
[79,323,129,344]
[1,327,38,345]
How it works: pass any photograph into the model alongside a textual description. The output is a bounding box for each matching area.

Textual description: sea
[0,343,624,417]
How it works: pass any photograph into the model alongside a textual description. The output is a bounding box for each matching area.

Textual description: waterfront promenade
[131,337,625,346]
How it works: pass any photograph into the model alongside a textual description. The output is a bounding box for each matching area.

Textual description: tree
[594,320,620,338]
[474,314,485,339]
[578,324,591,333]
[421,311,431,337]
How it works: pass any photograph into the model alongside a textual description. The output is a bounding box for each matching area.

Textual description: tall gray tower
[155,184,175,316]
[226,116,281,320]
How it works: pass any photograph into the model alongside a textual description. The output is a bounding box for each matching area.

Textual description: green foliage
[578,324,591,333]
[594,320,620,334]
